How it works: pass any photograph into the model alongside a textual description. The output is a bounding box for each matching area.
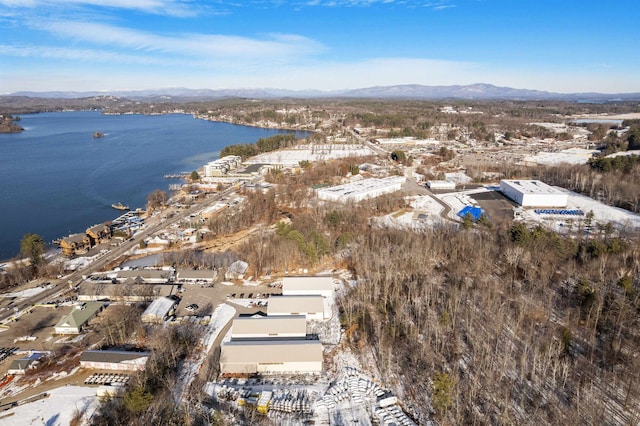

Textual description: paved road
[0,186,237,323]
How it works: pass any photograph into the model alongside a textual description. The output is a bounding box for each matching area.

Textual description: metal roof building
[220,340,323,374]
[267,295,327,320]
[282,276,335,298]
[500,179,568,207]
[141,297,176,324]
[231,315,307,339]
[54,302,106,334]
[316,176,406,203]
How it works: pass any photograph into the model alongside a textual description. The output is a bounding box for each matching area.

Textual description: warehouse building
[500,179,568,207]
[267,295,327,320]
[316,176,406,203]
[426,180,456,190]
[219,340,323,374]
[79,350,150,372]
[231,315,307,339]
[282,276,335,298]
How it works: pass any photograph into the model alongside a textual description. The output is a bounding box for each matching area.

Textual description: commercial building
[176,269,217,285]
[54,302,106,334]
[231,315,307,339]
[316,177,406,203]
[219,340,323,374]
[267,295,327,320]
[76,282,169,302]
[115,269,172,284]
[79,350,150,372]
[426,180,456,190]
[141,297,176,324]
[500,180,568,207]
[282,276,334,298]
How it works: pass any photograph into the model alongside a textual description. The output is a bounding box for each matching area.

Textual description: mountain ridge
[6,83,640,101]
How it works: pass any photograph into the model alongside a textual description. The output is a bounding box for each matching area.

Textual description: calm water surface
[0,111,305,260]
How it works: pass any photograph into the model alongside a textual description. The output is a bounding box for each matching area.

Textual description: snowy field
[2,386,99,426]
[523,148,599,166]
[245,145,377,166]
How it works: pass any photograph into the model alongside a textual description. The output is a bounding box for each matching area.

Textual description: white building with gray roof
[220,340,322,374]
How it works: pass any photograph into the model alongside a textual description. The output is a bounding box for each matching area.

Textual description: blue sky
[1,0,639,93]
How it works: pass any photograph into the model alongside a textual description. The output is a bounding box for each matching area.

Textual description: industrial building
[282,276,335,298]
[219,340,323,374]
[316,176,406,203]
[231,315,307,339]
[267,295,327,320]
[426,180,456,190]
[500,179,568,207]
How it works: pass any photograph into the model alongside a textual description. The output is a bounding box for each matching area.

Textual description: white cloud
[37,21,325,59]
[0,43,172,65]
[0,0,198,16]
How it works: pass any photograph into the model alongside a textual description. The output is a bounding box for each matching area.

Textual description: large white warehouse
[317,177,406,203]
[282,276,335,298]
[500,179,568,207]
[231,315,307,339]
[219,340,323,374]
[267,295,328,320]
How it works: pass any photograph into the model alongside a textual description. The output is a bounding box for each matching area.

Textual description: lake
[0,111,306,260]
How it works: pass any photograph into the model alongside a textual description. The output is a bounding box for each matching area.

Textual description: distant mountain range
[7,83,640,101]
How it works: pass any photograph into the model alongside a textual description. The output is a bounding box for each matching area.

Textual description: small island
[0,114,24,133]
[93,131,104,138]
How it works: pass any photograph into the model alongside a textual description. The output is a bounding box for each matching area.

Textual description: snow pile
[444,171,473,185]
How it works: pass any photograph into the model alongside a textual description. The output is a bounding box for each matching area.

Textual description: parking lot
[470,190,518,226]
[174,282,282,317]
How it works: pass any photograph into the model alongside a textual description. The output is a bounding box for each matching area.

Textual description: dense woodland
[193,157,640,424]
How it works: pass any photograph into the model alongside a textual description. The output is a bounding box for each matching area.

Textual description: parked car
[186,304,199,312]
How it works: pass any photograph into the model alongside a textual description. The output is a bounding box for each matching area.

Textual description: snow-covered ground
[605,150,640,158]
[444,171,473,185]
[173,303,236,402]
[0,284,54,299]
[523,148,599,166]
[517,188,640,232]
[436,191,478,221]
[245,145,377,166]
[2,385,99,426]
